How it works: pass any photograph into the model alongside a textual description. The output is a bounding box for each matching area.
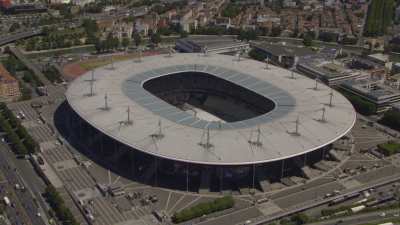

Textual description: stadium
[61,53,356,194]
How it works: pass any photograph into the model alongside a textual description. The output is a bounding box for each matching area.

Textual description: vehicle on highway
[3,196,10,206]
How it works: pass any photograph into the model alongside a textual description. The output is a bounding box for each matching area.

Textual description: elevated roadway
[0,29,42,46]
[8,47,51,86]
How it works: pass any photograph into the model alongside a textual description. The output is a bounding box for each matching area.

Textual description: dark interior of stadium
[55,101,338,194]
[143,72,276,123]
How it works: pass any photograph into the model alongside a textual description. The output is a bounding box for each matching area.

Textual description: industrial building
[175,36,249,54]
[251,42,315,68]
[341,78,400,113]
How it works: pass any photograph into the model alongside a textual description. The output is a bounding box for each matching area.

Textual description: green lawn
[378,141,400,156]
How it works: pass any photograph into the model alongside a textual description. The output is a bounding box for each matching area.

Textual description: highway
[249,174,400,225]
[0,142,49,225]
[310,209,400,225]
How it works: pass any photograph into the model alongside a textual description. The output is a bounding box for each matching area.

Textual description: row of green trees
[23,27,86,52]
[364,0,396,37]
[172,196,234,223]
[339,89,376,115]
[377,141,400,156]
[44,185,79,225]
[0,103,38,155]
[22,70,44,87]
[43,66,63,83]
[221,3,242,18]
[94,34,131,53]
[277,213,310,225]
[248,49,266,61]
[379,109,400,132]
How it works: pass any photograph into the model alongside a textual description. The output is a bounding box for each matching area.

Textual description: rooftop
[342,79,400,101]
[66,53,356,165]
[0,64,17,83]
[253,42,315,57]
[178,36,249,50]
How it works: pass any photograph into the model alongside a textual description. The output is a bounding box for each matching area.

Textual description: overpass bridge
[8,47,50,86]
[0,29,43,46]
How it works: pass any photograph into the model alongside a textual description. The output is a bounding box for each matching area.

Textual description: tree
[340,90,376,115]
[133,33,141,46]
[270,26,282,37]
[121,37,130,49]
[179,30,188,38]
[248,49,266,61]
[238,29,258,41]
[303,34,313,46]
[221,3,241,18]
[150,32,162,45]
[290,213,310,225]
[379,110,400,131]
[9,23,20,33]
[25,39,36,51]
[94,38,103,53]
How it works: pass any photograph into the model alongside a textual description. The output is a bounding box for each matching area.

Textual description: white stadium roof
[66,53,356,165]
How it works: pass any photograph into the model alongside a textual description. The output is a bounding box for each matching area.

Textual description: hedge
[172,196,234,223]
[339,89,376,115]
[0,113,28,155]
[44,185,80,225]
[378,141,400,156]
[379,109,400,132]
[0,103,38,154]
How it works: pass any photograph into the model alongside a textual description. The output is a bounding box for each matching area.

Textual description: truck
[3,196,10,206]
[350,205,365,213]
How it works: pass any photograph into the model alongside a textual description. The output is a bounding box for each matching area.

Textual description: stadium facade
[64,53,356,194]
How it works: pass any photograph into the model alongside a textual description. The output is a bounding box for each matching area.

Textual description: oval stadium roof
[66,53,356,165]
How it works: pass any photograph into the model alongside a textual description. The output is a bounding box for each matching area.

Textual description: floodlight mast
[104,93,109,110]
[236,50,241,61]
[248,126,262,147]
[329,90,334,107]
[199,128,213,149]
[316,106,327,123]
[167,46,173,57]
[126,106,133,125]
[314,78,319,90]
[287,116,300,136]
[89,80,94,96]
[86,70,96,96]
[151,119,164,140]
[136,49,142,62]
[203,45,208,57]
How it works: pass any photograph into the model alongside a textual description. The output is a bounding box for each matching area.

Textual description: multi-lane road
[310,209,400,225]
[0,142,49,225]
